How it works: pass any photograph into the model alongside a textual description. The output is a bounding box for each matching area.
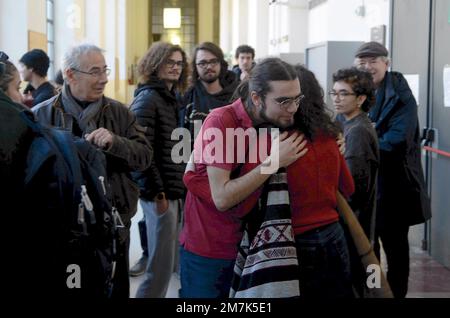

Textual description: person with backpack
[32,44,153,298]
[0,51,25,105]
[1,51,38,297]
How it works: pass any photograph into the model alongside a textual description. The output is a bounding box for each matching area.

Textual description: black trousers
[138,216,149,257]
[111,231,131,298]
[374,224,410,298]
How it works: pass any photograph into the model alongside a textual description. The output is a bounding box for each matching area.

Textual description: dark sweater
[337,112,379,237]
[180,70,239,144]
[31,82,56,106]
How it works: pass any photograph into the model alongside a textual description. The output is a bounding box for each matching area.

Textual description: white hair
[61,44,105,78]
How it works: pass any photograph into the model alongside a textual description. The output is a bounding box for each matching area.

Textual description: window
[47,0,55,79]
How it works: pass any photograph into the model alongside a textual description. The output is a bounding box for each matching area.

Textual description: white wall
[220,0,232,55]
[54,0,78,71]
[247,0,269,59]
[220,0,390,60]
[231,0,249,53]
[308,2,328,45]
[308,0,390,46]
[85,0,101,45]
[0,0,29,64]
[268,0,308,61]
[287,0,308,53]
[221,0,308,59]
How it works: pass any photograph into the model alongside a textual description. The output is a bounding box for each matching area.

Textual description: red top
[287,133,354,234]
[180,99,263,260]
[180,99,355,259]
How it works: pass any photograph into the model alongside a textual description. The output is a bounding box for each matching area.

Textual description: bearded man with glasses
[180,42,239,147]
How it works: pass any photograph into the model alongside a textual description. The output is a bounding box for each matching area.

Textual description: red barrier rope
[423,146,450,158]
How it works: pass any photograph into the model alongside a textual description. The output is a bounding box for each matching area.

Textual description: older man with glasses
[32,44,153,298]
[353,42,431,298]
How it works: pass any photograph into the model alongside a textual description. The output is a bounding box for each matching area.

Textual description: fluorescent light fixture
[170,34,181,45]
[164,8,181,29]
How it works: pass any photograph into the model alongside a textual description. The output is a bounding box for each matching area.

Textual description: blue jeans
[179,246,235,298]
[295,221,353,299]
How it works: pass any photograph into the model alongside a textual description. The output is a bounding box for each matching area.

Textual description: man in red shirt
[180,58,307,298]
[180,59,354,298]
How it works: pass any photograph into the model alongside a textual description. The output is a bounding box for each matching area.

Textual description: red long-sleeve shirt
[180,99,354,260]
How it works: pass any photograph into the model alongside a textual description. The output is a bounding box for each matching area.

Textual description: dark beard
[258,102,293,130]
[200,73,219,84]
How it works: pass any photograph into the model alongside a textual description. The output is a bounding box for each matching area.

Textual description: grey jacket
[32,90,153,227]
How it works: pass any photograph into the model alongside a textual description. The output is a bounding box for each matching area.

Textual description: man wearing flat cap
[354,42,431,298]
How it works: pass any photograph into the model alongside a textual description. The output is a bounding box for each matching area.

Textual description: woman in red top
[290,65,354,298]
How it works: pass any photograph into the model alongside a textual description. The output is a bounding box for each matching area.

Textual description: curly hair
[332,67,375,112]
[0,60,18,93]
[294,64,340,140]
[190,42,228,88]
[137,42,189,93]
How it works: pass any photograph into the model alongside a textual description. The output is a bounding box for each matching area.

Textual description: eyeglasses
[72,67,111,77]
[166,59,184,68]
[196,59,220,69]
[266,94,305,110]
[355,57,384,68]
[0,51,9,62]
[328,91,356,99]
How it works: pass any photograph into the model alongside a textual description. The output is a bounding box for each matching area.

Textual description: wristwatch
[156,192,166,201]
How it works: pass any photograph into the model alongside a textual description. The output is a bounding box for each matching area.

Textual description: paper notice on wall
[404,74,419,105]
[444,65,450,107]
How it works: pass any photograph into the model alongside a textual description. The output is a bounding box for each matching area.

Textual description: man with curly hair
[130,42,188,298]
[332,67,380,296]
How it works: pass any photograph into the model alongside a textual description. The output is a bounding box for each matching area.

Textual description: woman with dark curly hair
[331,67,380,297]
[289,65,355,298]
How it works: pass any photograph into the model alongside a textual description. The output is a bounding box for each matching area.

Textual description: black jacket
[130,78,185,201]
[369,71,431,227]
[232,62,256,82]
[32,92,153,225]
[0,91,34,211]
[32,82,57,106]
[1,91,58,295]
[180,70,239,142]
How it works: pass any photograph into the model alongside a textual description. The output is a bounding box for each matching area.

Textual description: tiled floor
[128,205,450,298]
[407,246,450,298]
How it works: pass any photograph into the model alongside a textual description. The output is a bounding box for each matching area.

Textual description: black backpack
[20,111,120,298]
